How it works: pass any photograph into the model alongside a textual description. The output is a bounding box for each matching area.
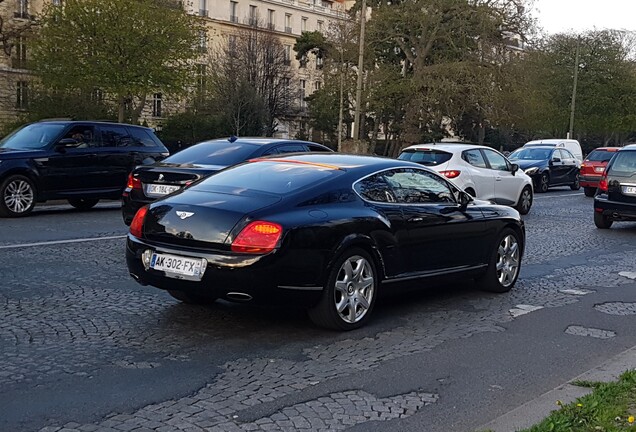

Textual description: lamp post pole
[352,0,366,141]
[568,36,581,139]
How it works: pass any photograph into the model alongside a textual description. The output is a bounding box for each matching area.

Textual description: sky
[533,0,636,34]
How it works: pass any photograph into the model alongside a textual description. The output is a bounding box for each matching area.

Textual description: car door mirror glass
[511,163,519,175]
[459,191,472,210]
[552,157,561,163]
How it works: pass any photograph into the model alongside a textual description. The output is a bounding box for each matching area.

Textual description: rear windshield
[585,150,615,163]
[607,151,636,176]
[166,141,258,166]
[509,148,552,161]
[194,161,344,195]
[398,149,452,166]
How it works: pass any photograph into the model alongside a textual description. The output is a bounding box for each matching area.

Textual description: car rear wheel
[68,198,99,210]
[167,290,217,305]
[0,175,36,217]
[594,212,613,229]
[538,173,550,193]
[584,187,596,197]
[515,186,533,215]
[476,228,521,293]
[570,173,581,190]
[308,247,377,331]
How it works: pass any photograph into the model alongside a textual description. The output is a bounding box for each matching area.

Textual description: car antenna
[228,135,238,143]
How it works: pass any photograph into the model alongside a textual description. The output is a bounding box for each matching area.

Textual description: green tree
[32,0,202,123]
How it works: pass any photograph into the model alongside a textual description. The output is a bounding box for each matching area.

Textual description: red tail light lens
[440,170,461,179]
[127,173,142,190]
[130,206,148,238]
[231,221,283,254]
[598,174,608,192]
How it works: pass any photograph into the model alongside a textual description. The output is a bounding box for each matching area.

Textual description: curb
[477,345,636,432]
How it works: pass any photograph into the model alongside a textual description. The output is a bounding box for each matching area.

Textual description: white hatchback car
[398,143,534,214]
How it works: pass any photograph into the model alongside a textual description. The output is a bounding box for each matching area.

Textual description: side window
[383,168,455,204]
[561,149,574,160]
[307,144,331,152]
[483,149,510,171]
[354,173,396,203]
[128,128,157,147]
[462,149,488,168]
[551,150,561,161]
[274,144,307,154]
[61,125,99,148]
[100,125,134,147]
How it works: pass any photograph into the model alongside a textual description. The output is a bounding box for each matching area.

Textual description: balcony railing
[230,15,239,23]
[267,23,276,30]
[285,26,292,33]
[248,17,258,26]
[11,58,30,70]
[14,11,34,20]
[199,9,209,17]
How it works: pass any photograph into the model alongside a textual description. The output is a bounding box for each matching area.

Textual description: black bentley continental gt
[126,154,525,330]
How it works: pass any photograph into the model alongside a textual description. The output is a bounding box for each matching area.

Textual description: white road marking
[559,289,594,296]
[619,271,636,280]
[509,304,544,318]
[534,193,584,200]
[0,235,127,250]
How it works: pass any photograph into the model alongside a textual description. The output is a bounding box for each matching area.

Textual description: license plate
[594,167,605,173]
[147,184,180,196]
[622,185,636,196]
[150,253,204,280]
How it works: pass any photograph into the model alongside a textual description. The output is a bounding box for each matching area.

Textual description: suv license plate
[622,185,636,196]
[150,253,204,280]
[147,184,180,196]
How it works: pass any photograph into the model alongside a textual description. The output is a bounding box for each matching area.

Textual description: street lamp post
[568,36,581,139]
[352,0,366,142]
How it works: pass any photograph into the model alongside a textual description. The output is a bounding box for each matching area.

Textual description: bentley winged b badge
[176,211,194,220]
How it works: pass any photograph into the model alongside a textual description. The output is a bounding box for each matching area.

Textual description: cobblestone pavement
[1,191,635,431]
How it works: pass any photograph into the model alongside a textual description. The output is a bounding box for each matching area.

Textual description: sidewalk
[477,345,636,432]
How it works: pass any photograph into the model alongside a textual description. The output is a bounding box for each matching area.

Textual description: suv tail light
[127,173,142,190]
[231,221,283,254]
[130,206,149,238]
[598,173,608,192]
[440,170,461,179]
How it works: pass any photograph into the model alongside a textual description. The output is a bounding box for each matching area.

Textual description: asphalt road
[1,191,635,432]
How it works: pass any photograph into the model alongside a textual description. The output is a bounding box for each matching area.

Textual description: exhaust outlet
[226,292,253,302]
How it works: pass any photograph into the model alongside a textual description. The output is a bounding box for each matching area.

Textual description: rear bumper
[580,174,602,188]
[121,192,153,225]
[125,235,324,307]
[594,195,636,221]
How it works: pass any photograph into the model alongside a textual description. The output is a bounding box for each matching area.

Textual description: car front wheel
[308,247,377,330]
[515,186,533,215]
[0,174,36,217]
[68,198,99,210]
[476,228,521,293]
[594,212,613,229]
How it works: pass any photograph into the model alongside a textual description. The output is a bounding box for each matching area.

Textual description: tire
[594,212,613,229]
[570,173,581,190]
[584,187,596,197]
[68,198,99,210]
[167,290,217,305]
[476,228,521,293]
[0,174,36,217]
[465,188,476,198]
[538,173,549,193]
[515,186,533,215]
[308,247,378,331]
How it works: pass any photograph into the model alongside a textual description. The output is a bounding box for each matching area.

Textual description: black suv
[593,144,636,229]
[0,120,169,217]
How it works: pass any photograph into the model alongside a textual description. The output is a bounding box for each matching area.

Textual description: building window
[91,88,103,102]
[16,0,29,19]
[230,1,238,22]
[285,14,292,33]
[198,30,207,52]
[249,5,257,26]
[301,17,307,32]
[317,20,324,32]
[267,9,275,30]
[196,64,207,93]
[16,81,28,109]
[314,81,321,91]
[13,36,27,69]
[316,54,323,69]
[52,0,62,5]
[299,79,306,109]
[284,45,291,66]
[228,34,237,54]
[199,0,208,17]
[152,93,163,117]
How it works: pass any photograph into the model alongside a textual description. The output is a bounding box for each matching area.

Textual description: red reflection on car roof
[248,158,343,170]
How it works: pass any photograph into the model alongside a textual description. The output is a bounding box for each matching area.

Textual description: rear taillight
[130,206,148,238]
[440,170,461,179]
[127,173,142,190]
[231,221,283,254]
[598,173,608,192]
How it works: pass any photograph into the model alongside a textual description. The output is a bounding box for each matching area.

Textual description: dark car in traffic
[121,137,332,225]
[593,145,636,229]
[508,146,580,193]
[0,120,169,217]
[126,154,525,330]
[580,147,620,197]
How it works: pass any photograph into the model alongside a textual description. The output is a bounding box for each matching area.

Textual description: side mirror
[511,163,519,175]
[56,138,79,149]
[459,191,472,210]
[551,157,561,164]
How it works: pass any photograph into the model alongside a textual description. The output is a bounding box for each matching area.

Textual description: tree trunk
[118,95,125,123]
[337,66,344,152]
[478,122,486,145]
[131,94,147,125]
[370,114,381,155]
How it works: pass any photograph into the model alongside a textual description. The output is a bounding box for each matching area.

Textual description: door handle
[408,217,423,223]
[495,177,502,181]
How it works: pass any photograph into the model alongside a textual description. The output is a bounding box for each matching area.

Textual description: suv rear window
[398,149,452,166]
[585,150,615,162]
[607,151,636,176]
[166,141,258,166]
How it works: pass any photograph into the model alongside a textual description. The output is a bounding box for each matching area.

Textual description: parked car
[508,146,580,193]
[398,143,534,214]
[580,147,621,197]
[122,137,332,225]
[126,154,525,330]
[0,120,169,217]
[523,139,583,162]
[593,145,636,229]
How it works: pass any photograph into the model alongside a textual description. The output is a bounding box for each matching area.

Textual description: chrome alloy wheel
[496,235,520,288]
[3,178,34,214]
[333,255,375,324]
[519,188,532,213]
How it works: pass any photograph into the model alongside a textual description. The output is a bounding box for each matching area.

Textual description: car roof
[621,144,636,151]
[591,147,621,151]
[35,120,153,130]
[205,137,326,147]
[402,143,491,153]
[515,145,555,151]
